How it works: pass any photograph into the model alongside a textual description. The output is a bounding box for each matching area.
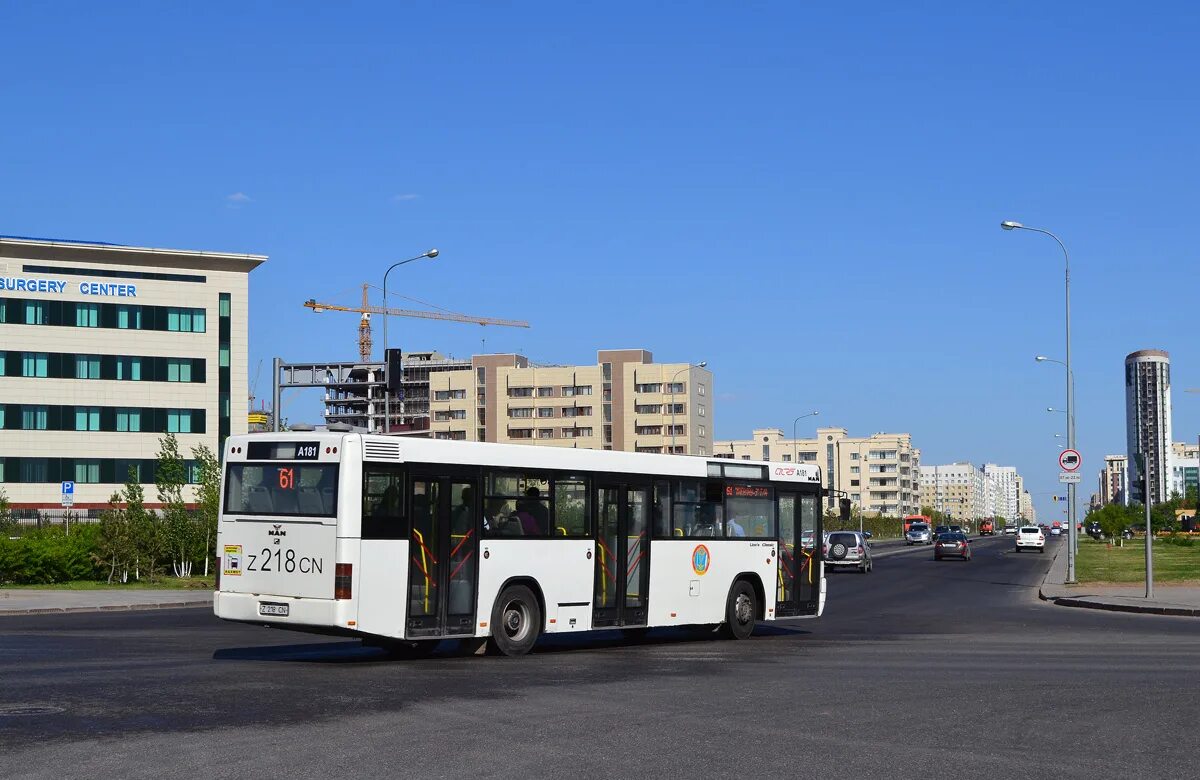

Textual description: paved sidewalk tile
[0,588,212,616]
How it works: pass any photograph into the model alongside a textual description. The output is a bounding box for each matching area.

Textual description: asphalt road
[2,535,1197,779]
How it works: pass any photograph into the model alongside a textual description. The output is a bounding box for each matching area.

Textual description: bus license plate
[259,602,289,617]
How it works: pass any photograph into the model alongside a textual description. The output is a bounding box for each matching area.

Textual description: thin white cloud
[391,193,420,202]
[226,192,253,208]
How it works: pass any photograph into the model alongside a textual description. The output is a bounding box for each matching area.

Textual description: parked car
[1085,520,1103,540]
[824,530,873,573]
[1003,525,1018,536]
[1015,526,1045,553]
[934,532,971,561]
[905,523,933,545]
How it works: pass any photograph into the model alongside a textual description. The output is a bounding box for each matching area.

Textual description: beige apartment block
[919,462,986,522]
[426,349,714,455]
[1019,490,1036,523]
[714,427,921,516]
[1099,454,1129,505]
[0,236,263,508]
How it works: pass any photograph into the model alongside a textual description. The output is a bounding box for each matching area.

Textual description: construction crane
[304,283,530,362]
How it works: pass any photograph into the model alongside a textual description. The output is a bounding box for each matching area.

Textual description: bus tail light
[335,563,353,600]
[215,558,221,590]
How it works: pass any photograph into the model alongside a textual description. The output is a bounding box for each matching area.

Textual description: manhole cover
[0,705,64,716]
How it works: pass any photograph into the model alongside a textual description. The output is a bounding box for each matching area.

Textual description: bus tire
[722,580,757,641]
[488,584,541,657]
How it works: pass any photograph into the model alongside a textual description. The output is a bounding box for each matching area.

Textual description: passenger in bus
[693,503,721,537]
[726,515,747,537]
[516,486,548,535]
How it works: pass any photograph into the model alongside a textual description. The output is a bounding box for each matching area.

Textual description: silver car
[905,523,932,545]
[824,530,873,573]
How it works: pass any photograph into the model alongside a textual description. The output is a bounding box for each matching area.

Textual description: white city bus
[214,431,825,656]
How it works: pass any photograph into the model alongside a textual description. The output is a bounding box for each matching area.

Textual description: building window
[698,405,706,417]
[635,404,662,414]
[167,359,192,382]
[24,301,46,325]
[167,307,206,333]
[75,354,101,379]
[698,426,707,437]
[116,305,142,329]
[783,454,792,462]
[666,382,685,394]
[434,410,467,421]
[219,345,230,368]
[562,385,592,396]
[850,466,860,474]
[23,405,48,430]
[850,453,860,460]
[509,407,534,418]
[635,425,662,435]
[75,460,101,484]
[116,357,142,381]
[698,384,706,396]
[117,408,142,432]
[434,389,466,401]
[22,352,48,378]
[634,383,662,394]
[21,459,48,482]
[508,387,534,398]
[537,407,555,418]
[476,367,485,385]
[538,428,555,439]
[537,386,554,397]
[167,410,193,433]
[75,407,101,431]
[0,352,5,376]
[219,295,231,317]
[763,444,770,461]
[75,303,100,327]
[665,402,685,415]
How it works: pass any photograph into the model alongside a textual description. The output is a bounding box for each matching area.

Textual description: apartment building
[714,427,921,516]
[424,349,714,455]
[1125,349,1172,505]
[1098,454,1129,506]
[0,235,262,507]
[983,464,1021,520]
[1019,490,1036,523]
[920,463,987,522]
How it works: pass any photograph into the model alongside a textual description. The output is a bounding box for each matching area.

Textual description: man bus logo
[692,544,711,576]
[268,524,286,537]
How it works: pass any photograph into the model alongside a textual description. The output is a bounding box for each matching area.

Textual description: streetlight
[382,249,439,433]
[1037,356,1075,441]
[792,411,819,462]
[669,361,706,454]
[1003,220,1076,582]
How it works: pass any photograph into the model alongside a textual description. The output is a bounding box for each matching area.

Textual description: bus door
[776,490,820,617]
[593,483,651,628]
[406,475,480,638]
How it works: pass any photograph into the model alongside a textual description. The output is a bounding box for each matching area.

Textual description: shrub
[0,525,104,585]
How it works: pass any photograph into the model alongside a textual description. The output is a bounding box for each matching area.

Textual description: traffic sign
[1059,449,1081,472]
[1059,472,1082,484]
[61,481,74,495]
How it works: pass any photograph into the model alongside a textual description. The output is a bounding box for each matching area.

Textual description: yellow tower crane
[304,283,530,362]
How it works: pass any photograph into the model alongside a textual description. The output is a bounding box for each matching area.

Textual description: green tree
[192,443,222,576]
[0,487,14,537]
[156,433,196,578]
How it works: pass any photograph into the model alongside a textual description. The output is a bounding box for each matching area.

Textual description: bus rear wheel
[721,580,757,641]
[488,584,541,657]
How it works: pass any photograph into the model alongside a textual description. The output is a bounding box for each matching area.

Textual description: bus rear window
[224,463,339,517]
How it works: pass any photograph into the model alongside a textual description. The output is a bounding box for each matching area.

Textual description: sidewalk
[1039,543,1200,617]
[0,588,212,616]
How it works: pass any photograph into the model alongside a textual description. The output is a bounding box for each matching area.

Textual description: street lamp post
[382,249,439,433]
[669,361,706,454]
[792,411,819,462]
[1003,221,1077,583]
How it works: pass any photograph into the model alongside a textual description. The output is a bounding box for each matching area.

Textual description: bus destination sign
[246,441,322,461]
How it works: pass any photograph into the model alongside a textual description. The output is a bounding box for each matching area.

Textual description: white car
[1050,526,1062,536]
[1002,525,1017,536]
[1015,526,1045,553]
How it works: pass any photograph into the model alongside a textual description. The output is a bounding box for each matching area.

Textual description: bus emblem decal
[268,525,286,537]
[692,544,711,576]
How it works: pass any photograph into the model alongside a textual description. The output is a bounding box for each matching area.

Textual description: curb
[0,600,212,617]
[1048,597,1200,618]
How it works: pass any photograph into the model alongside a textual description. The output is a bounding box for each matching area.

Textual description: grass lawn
[2,575,215,591]
[1076,537,1200,584]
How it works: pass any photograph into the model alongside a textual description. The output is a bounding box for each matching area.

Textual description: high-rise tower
[1125,349,1172,505]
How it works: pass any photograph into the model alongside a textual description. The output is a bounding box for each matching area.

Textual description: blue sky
[3,2,1198,520]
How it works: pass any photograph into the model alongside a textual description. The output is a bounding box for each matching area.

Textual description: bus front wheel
[488,584,541,657]
[722,580,757,641]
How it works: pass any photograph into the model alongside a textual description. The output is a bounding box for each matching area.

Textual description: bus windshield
[224,463,339,517]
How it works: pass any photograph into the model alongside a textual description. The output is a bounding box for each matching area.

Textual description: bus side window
[362,466,405,540]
